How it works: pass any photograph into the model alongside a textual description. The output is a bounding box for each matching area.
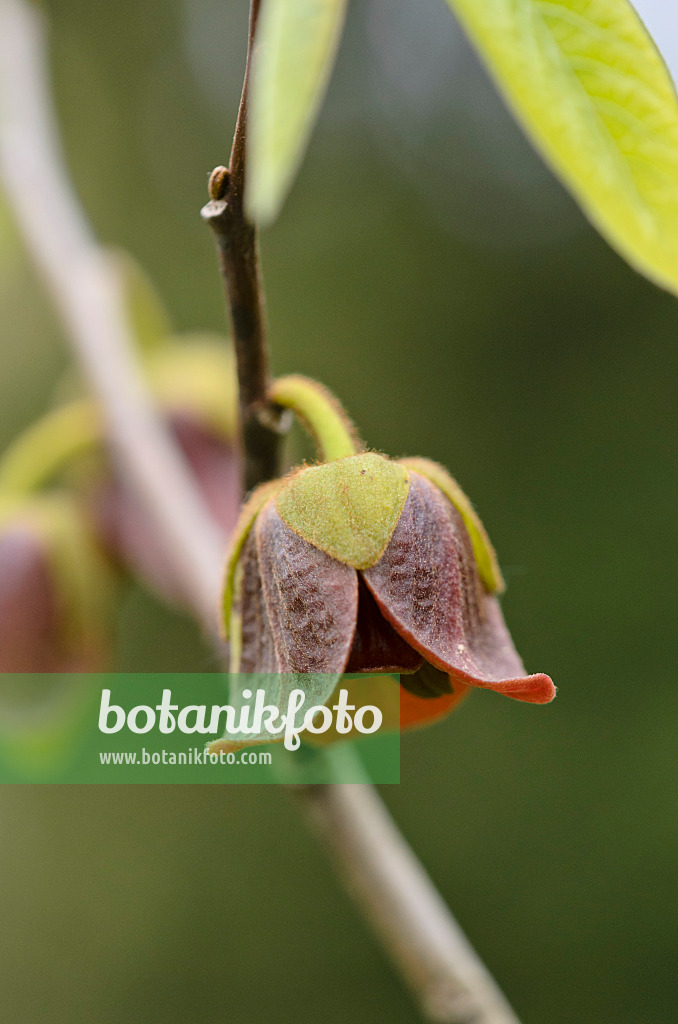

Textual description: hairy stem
[201,0,285,492]
[269,375,363,462]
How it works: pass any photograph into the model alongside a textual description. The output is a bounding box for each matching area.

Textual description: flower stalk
[268,374,362,461]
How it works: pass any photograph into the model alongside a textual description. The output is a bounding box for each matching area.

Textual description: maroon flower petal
[0,527,108,672]
[0,528,60,672]
[256,501,359,673]
[235,527,279,673]
[170,414,242,534]
[346,577,424,674]
[362,473,555,705]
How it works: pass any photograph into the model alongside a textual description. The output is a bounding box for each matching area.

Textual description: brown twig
[0,2,523,1021]
[201,0,285,491]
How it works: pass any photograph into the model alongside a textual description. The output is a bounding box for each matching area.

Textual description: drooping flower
[220,377,554,738]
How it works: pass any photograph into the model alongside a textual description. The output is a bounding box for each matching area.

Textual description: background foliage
[1,0,677,1021]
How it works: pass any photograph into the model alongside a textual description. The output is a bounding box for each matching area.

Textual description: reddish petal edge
[365,576,555,705]
[388,605,556,705]
[448,669,555,705]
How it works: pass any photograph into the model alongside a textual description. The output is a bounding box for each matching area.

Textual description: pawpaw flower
[221,377,554,735]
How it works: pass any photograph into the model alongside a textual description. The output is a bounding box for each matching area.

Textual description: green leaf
[246,0,348,226]
[443,0,678,294]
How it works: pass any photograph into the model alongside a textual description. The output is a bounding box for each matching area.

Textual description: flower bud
[0,526,60,672]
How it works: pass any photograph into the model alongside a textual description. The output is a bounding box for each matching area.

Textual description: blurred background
[1,0,677,1021]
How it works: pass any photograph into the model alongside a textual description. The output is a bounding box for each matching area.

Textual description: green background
[1,0,676,1021]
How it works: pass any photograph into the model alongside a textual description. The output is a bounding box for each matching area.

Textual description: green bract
[276,453,410,570]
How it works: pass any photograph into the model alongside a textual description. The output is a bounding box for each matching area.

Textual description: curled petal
[363,473,555,705]
[256,501,359,673]
[453,597,555,704]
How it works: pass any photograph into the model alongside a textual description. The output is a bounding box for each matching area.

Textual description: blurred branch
[301,783,521,1024]
[0,2,522,1022]
[0,0,225,628]
[201,0,285,492]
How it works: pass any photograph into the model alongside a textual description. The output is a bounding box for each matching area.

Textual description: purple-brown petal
[235,526,279,673]
[0,527,108,673]
[345,577,424,674]
[362,473,555,705]
[256,501,359,673]
[0,528,60,672]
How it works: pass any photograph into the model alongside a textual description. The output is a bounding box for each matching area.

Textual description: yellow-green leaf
[246,0,348,226]
[443,0,678,294]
